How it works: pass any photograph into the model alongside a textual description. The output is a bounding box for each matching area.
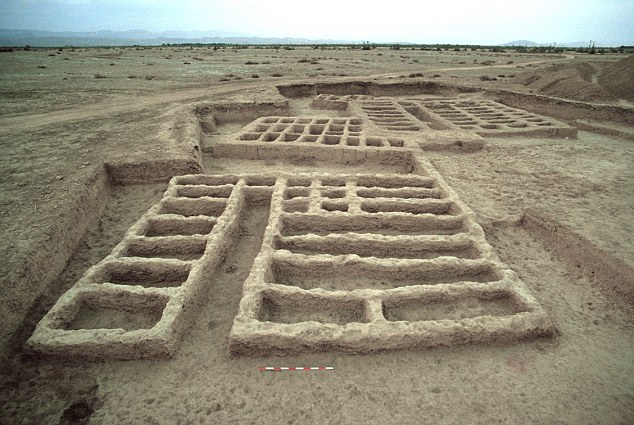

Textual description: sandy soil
[0,46,632,424]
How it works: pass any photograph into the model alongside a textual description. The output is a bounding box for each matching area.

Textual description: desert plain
[0,45,633,424]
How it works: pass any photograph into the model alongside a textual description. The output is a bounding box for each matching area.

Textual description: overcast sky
[1,0,633,45]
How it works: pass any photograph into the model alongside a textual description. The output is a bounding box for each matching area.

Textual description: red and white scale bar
[258,366,334,371]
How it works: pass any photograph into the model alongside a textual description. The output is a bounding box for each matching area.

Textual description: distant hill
[0,29,619,48]
[0,29,360,47]
[502,40,540,47]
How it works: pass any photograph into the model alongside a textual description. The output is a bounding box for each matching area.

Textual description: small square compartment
[284,187,310,199]
[361,200,451,215]
[315,118,329,124]
[255,124,270,132]
[239,132,262,141]
[328,124,345,132]
[320,177,346,187]
[348,125,362,132]
[348,118,362,125]
[291,125,305,133]
[62,291,168,331]
[261,117,279,124]
[258,293,364,325]
[283,200,309,213]
[272,124,288,132]
[333,118,346,125]
[365,137,384,147]
[175,175,238,186]
[245,176,277,186]
[176,185,232,198]
[160,198,226,217]
[345,137,360,146]
[287,178,312,187]
[321,201,348,212]
[323,135,341,145]
[321,189,346,198]
[300,135,318,143]
[280,118,295,123]
[383,291,523,322]
[282,133,301,142]
[261,132,282,142]
[144,217,214,237]
[124,237,206,261]
[309,124,326,135]
[98,261,191,288]
[388,138,404,147]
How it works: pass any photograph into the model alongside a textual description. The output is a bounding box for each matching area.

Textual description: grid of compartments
[360,99,424,131]
[417,97,576,136]
[26,175,249,359]
[311,93,373,110]
[229,168,555,355]
[235,116,406,148]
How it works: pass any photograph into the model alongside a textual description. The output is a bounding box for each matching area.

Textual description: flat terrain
[0,46,632,424]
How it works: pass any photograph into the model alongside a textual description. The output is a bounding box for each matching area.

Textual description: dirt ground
[0,46,632,424]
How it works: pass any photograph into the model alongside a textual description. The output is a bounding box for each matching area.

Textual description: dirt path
[0,83,256,134]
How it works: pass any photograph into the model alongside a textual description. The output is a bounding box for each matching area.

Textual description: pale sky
[1,0,633,45]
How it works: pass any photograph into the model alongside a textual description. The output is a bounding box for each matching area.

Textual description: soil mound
[512,61,612,102]
[598,55,634,101]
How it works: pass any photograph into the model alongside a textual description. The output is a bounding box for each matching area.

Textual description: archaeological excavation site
[1,47,632,424]
[26,91,573,360]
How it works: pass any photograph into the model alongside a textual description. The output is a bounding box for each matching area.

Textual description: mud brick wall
[211,116,417,165]
[229,161,555,355]
[28,166,555,359]
[416,97,578,138]
[27,175,248,360]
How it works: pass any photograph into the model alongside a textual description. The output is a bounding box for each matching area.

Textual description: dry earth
[0,46,632,424]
